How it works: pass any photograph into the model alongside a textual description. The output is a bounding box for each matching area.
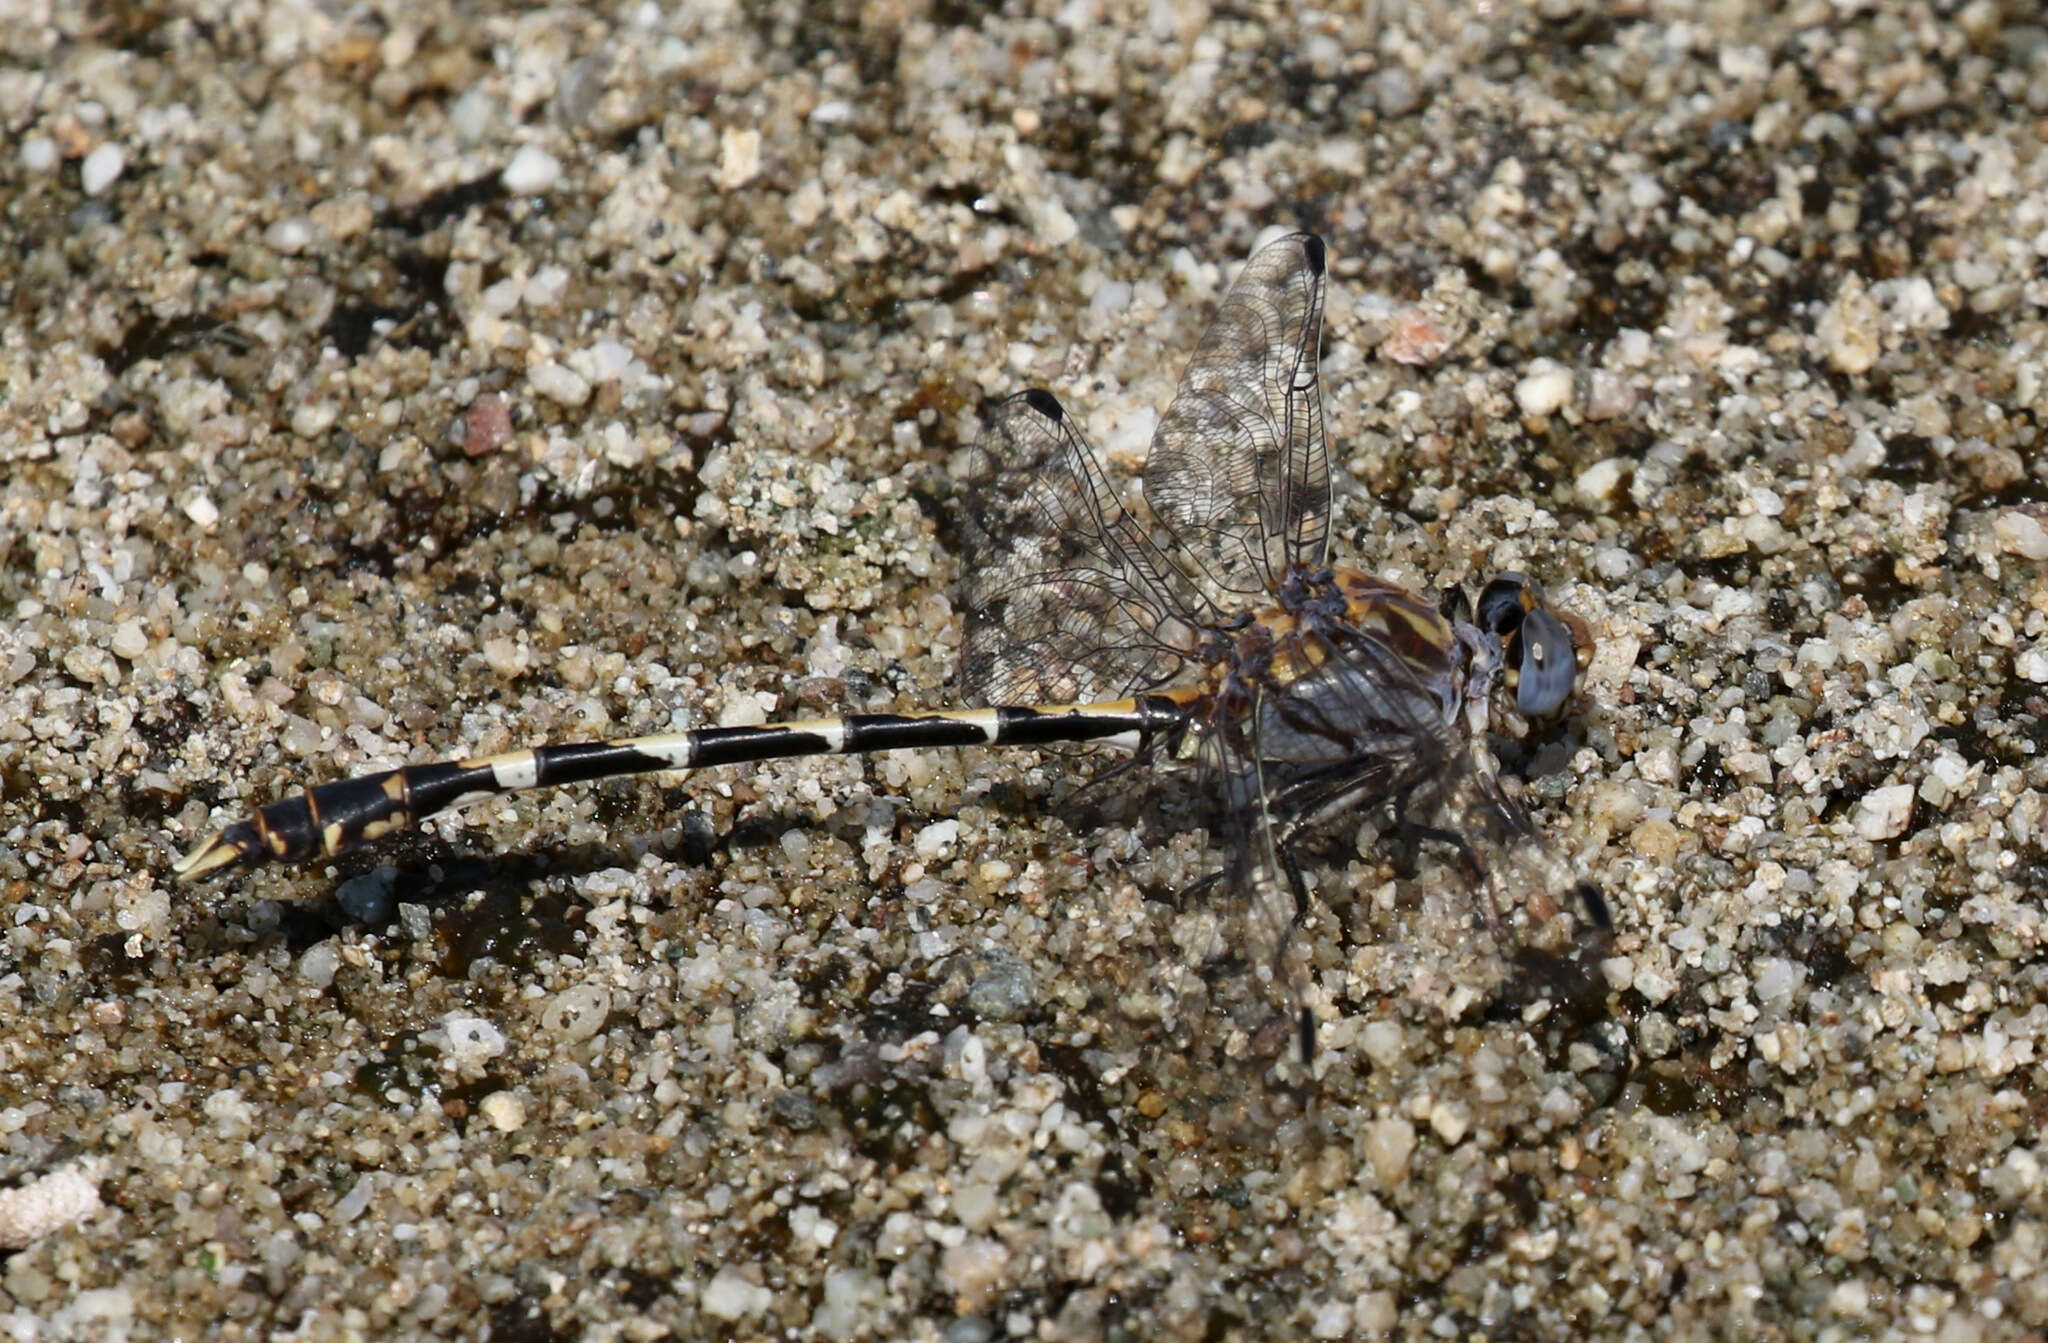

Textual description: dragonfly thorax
[1181,566,1479,770]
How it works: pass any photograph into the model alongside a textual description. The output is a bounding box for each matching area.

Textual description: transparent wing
[1203,614,1607,1105]
[1143,232,1331,599]
[1264,621,1612,951]
[956,389,1215,705]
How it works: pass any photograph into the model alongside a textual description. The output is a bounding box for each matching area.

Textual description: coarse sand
[3,3,2048,1339]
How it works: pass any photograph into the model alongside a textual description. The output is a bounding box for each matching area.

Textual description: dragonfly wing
[1143,232,1332,599]
[957,389,1212,706]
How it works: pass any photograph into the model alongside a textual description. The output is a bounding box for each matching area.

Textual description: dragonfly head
[1477,573,1587,718]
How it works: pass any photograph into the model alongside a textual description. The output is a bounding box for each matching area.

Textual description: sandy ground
[4,1,2048,1339]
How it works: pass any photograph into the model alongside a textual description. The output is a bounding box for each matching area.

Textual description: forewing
[957,389,1212,705]
[1144,232,1331,599]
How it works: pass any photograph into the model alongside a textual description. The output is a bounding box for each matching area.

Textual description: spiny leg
[1273,847,1320,1070]
[173,698,1186,880]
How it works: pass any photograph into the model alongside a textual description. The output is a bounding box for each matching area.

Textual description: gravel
[4,1,2048,1339]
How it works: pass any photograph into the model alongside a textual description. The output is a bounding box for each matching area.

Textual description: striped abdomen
[172,696,1194,879]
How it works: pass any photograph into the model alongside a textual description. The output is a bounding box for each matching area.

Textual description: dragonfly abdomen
[173,698,1187,879]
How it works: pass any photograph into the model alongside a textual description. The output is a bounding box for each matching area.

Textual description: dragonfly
[174,231,1609,1077]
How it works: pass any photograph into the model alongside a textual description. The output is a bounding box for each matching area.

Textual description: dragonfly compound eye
[1476,573,1536,639]
[1513,606,1577,717]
